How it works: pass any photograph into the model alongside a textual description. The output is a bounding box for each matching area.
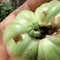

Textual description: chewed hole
[13,35,22,43]
[36,26,57,39]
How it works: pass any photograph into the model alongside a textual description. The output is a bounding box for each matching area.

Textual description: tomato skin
[3,2,60,60]
[35,1,60,26]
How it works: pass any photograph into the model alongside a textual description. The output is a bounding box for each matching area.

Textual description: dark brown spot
[13,35,22,43]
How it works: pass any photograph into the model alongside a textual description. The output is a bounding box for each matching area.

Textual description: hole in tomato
[13,35,22,43]
[35,25,57,39]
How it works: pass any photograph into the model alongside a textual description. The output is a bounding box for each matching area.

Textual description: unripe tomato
[3,1,60,60]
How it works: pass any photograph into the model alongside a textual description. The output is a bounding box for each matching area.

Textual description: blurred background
[0,0,26,22]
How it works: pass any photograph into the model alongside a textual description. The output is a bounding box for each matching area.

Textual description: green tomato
[3,1,60,60]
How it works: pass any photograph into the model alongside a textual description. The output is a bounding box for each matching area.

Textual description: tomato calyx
[27,23,41,38]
